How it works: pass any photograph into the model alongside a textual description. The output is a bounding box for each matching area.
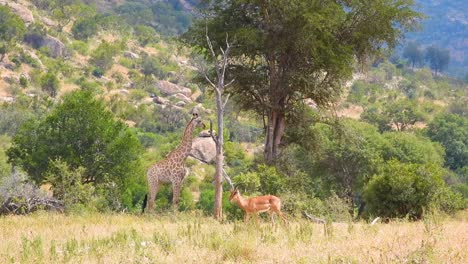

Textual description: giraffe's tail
[141,193,148,214]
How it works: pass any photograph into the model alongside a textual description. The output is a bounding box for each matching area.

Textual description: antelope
[229,187,288,226]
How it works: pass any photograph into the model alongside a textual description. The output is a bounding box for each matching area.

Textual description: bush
[89,41,119,72]
[0,171,63,215]
[92,67,104,78]
[233,164,286,195]
[197,187,243,220]
[72,17,98,40]
[39,72,60,97]
[45,159,93,211]
[363,160,455,219]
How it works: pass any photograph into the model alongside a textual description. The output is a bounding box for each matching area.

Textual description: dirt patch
[336,104,364,119]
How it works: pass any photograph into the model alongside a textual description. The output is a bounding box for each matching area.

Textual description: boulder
[153,96,169,105]
[0,1,34,24]
[199,130,215,137]
[170,93,192,104]
[41,36,68,58]
[175,101,186,107]
[123,51,140,59]
[190,137,216,163]
[40,16,56,27]
[154,80,191,97]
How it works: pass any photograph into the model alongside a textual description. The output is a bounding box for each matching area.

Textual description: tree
[50,0,95,32]
[314,120,386,214]
[363,160,460,219]
[427,113,468,170]
[185,0,422,163]
[425,45,450,76]
[382,132,445,166]
[0,5,26,61]
[89,41,119,73]
[193,32,234,220]
[72,17,98,40]
[402,41,423,69]
[134,25,159,46]
[7,91,142,194]
[140,55,162,87]
[383,99,424,131]
[40,72,60,97]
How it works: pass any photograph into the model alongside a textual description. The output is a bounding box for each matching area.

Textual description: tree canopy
[0,5,26,61]
[185,0,422,163]
[7,90,142,188]
[425,45,450,75]
[427,113,468,171]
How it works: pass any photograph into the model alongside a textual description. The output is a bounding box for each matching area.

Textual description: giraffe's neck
[172,119,197,161]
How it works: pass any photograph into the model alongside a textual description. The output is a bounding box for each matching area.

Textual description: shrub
[363,160,456,219]
[0,171,63,215]
[92,67,104,78]
[39,72,60,97]
[89,41,119,72]
[72,17,98,40]
[45,159,93,211]
[19,75,28,87]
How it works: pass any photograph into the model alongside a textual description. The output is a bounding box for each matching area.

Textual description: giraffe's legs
[172,181,182,211]
[147,182,160,213]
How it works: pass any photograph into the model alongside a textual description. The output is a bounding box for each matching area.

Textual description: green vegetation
[7,91,142,210]
[0,5,26,61]
[185,0,422,163]
[0,0,465,222]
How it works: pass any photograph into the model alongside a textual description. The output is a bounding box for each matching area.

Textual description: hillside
[0,0,467,223]
[405,0,468,77]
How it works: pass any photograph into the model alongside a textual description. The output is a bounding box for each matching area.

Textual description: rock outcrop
[154,80,191,97]
[41,36,68,58]
[190,137,216,163]
[0,1,34,24]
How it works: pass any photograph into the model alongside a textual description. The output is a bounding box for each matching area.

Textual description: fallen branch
[371,217,381,225]
[302,211,326,224]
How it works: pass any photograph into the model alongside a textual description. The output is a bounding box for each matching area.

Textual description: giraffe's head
[191,113,206,129]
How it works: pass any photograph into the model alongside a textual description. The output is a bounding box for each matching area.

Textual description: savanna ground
[0,211,467,263]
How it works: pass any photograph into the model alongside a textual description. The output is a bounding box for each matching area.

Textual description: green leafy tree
[382,132,445,166]
[72,17,98,40]
[50,0,95,32]
[383,99,424,131]
[185,0,422,163]
[7,91,142,200]
[134,25,159,46]
[40,72,60,97]
[0,6,26,61]
[425,45,450,76]
[45,159,92,210]
[361,106,392,132]
[314,120,386,212]
[363,160,461,219]
[427,113,468,170]
[402,41,423,69]
[89,41,119,73]
[140,55,162,86]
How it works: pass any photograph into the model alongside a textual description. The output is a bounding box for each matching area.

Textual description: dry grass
[0,211,466,263]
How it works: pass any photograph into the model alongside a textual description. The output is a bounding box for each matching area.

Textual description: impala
[229,188,288,225]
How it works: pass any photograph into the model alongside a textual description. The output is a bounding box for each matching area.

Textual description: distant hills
[405,0,468,77]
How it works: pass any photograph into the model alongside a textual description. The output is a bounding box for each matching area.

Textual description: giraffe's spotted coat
[145,114,205,211]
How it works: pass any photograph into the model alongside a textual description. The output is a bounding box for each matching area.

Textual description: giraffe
[145,113,205,212]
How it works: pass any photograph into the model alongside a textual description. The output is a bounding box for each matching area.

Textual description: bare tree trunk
[202,31,234,221]
[213,90,225,219]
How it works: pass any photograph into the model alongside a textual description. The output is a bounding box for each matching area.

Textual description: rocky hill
[406,0,468,77]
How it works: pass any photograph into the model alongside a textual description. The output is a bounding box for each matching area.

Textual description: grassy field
[0,211,466,263]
